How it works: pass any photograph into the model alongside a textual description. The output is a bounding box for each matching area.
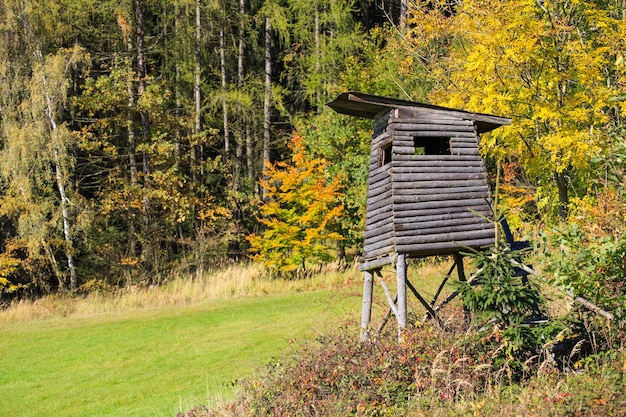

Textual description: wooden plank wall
[389,108,495,256]
[363,111,395,260]
[362,107,496,262]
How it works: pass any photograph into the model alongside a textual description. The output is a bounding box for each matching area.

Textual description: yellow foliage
[249,132,345,275]
[406,0,624,217]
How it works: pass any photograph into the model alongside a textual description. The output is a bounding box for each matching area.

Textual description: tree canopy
[0,0,624,292]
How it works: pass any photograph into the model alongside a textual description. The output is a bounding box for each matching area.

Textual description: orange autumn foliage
[247,132,344,276]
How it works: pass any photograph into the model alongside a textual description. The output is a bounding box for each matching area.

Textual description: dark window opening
[381,144,392,166]
[414,136,451,155]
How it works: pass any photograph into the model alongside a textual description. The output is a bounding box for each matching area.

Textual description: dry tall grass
[0,260,360,324]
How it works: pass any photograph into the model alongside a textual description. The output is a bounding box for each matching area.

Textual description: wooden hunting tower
[328,92,511,340]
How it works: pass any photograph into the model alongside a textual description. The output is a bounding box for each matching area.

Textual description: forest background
[0,0,625,306]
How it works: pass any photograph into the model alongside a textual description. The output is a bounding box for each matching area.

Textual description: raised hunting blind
[328,92,512,340]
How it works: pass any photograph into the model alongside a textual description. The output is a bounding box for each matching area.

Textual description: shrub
[199,321,502,416]
[455,244,551,374]
[541,224,626,322]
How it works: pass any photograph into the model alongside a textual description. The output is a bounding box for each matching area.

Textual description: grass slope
[0,288,359,417]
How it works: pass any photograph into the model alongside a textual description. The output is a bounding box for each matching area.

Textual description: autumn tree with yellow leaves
[406,0,626,219]
[248,132,344,277]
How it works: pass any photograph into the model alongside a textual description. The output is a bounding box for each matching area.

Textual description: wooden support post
[396,253,408,340]
[361,269,374,342]
[453,252,466,282]
[453,252,470,324]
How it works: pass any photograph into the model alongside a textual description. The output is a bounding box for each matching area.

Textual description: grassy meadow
[0,262,376,417]
[5,257,618,417]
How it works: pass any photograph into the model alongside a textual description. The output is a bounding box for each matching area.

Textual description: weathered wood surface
[451,141,480,148]
[363,232,395,249]
[391,127,476,137]
[360,270,374,342]
[393,154,482,162]
[364,222,394,238]
[364,236,395,252]
[392,179,487,189]
[394,216,490,231]
[372,131,392,147]
[396,254,408,338]
[389,122,475,131]
[392,205,491,218]
[451,147,479,155]
[365,203,394,218]
[359,254,396,271]
[393,192,489,203]
[368,168,392,185]
[396,238,495,256]
[393,172,486,182]
[395,222,494,238]
[363,245,395,260]
[366,210,396,226]
[392,165,485,174]
[396,229,494,245]
[394,198,491,211]
[392,185,489,196]
[368,189,393,205]
[394,210,490,223]
[360,104,498,260]
[365,215,394,231]
[392,160,485,169]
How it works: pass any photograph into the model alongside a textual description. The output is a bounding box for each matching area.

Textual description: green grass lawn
[0,289,360,417]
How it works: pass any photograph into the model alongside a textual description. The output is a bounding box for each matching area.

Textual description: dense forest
[0,0,625,299]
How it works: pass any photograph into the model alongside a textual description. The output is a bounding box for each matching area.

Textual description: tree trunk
[399,0,408,32]
[262,15,272,201]
[555,171,569,218]
[220,23,230,156]
[134,0,154,268]
[314,5,320,108]
[235,0,245,191]
[193,0,202,235]
[35,47,78,291]
[125,36,139,257]
[135,0,151,178]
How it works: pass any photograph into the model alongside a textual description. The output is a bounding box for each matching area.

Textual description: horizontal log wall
[363,124,394,259]
[390,153,494,252]
[361,107,496,261]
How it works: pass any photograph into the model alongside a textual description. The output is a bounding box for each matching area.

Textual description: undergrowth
[180,243,625,417]
[188,309,624,417]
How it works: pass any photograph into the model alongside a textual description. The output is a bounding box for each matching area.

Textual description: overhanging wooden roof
[327,91,511,134]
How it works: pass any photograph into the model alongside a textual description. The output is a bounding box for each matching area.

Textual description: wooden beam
[361,270,374,342]
[359,254,396,271]
[396,254,408,341]
[375,269,399,319]
[510,260,616,321]
[406,278,446,329]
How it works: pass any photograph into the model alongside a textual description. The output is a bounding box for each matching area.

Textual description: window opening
[380,144,392,166]
[414,136,451,155]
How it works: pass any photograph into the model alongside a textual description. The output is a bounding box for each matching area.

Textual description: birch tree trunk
[399,0,407,32]
[193,0,202,234]
[35,47,78,291]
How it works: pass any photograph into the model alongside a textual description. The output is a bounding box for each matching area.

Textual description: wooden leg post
[360,269,374,342]
[396,254,408,341]
[453,253,470,325]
